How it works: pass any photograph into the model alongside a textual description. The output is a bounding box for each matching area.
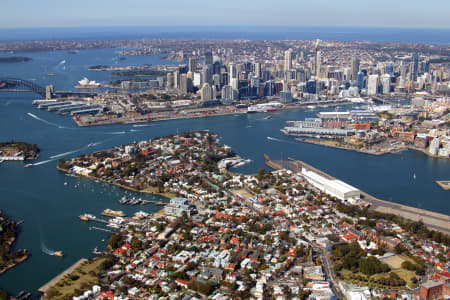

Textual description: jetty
[266,156,450,235]
[38,258,87,295]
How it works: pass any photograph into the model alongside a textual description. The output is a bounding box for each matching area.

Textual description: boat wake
[266,136,297,145]
[132,124,151,127]
[33,159,55,166]
[129,129,141,132]
[27,112,71,129]
[49,149,81,159]
[58,60,66,65]
[107,131,126,135]
[41,241,55,256]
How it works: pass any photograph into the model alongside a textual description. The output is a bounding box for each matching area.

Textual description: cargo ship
[102,209,126,217]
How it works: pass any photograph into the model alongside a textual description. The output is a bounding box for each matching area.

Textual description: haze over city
[1,0,450,28]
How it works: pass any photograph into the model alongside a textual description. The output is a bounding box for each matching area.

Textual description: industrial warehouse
[301,168,361,202]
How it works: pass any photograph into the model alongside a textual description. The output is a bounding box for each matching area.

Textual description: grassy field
[141,186,176,199]
[45,258,106,300]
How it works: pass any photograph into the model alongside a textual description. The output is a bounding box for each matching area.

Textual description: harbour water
[0,48,449,295]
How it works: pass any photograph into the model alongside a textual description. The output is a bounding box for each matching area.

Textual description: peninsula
[0,211,29,275]
[45,132,449,300]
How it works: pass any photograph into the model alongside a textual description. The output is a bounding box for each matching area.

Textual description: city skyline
[1,0,450,29]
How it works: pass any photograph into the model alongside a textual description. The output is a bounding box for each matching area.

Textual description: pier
[89,226,114,233]
[266,156,450,235]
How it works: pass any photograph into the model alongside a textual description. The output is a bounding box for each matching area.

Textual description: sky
[1,0,450,29]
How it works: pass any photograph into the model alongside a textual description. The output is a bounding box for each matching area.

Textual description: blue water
[0,26,449,44]
[0,48,449,296]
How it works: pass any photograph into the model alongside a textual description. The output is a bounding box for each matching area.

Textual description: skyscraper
[351,57,360,81]
[188,57,197,73]
[200,83,213,101]
[367,75,379,95]
[284,49,292,71]
[205,51,213,65]
[357,71,365,90]
[381,74,391,94]
[315,51,321,77]
[180,74,188,94]
[228,63,237,84]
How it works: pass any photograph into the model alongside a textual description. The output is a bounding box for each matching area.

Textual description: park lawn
[341,268,414,289]
[141,186,176,199]
[380,255,418,288]
[46,258,106,300]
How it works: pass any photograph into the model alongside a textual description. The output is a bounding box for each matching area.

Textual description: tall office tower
[367,74,379,95]
[284,49,292,71]
[180,74,188,94]
[188,57,197,73]
[253,62,261,79]
[221,85,234,104]
[230,78,239,91]
[381,74,391,94]
[267,47,272,57]
[205,51,213,65]
[357,71,365,90]
[202,65,211,85]
[228,63,237,84]
[351,57,360,81]
[166,72,173,89]
[299,51,304,61]
[212,74,220,87]
[250,76,260,88]
[173,70,179,89]
[220,72,228,87]
[200,83,213,101]
[193,72,202,87]
[412,53,420,81]
[315,51,321,77]
[385,63,395,76]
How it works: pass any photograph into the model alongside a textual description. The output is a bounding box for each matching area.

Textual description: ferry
[247,105,277,113]
[102,209,126,217]
[79,213,96,221]
[52,251,64,257]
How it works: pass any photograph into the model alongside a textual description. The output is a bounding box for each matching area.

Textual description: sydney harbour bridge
[0,78,97,99]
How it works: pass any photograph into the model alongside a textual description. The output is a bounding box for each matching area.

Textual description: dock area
[38,258,87,294]
[266,157,450,235]
[436,180,450,191]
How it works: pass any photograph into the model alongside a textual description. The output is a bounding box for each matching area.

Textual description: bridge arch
[0,78,47,98]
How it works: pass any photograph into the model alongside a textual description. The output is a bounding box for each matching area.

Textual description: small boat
[52,251,64,257]
[88,143,94,147]
[24,164,33,168]
[264,116,271,120]
[64,182,68,186]
[413,173,416,180]
[47,73,55,76]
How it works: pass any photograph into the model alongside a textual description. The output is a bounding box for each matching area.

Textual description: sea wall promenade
[266,158,450,235]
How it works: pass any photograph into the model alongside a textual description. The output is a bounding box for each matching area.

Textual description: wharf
[82,216,109,224]
[141,199,166,205]
[38,258,87,294]
[266,156,450,235]
[90,226,114,233]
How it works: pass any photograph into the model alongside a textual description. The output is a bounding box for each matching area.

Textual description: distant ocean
[0,26,449,44]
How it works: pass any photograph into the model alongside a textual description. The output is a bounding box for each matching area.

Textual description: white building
[367,75,379,95]
[301,168,360,202]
